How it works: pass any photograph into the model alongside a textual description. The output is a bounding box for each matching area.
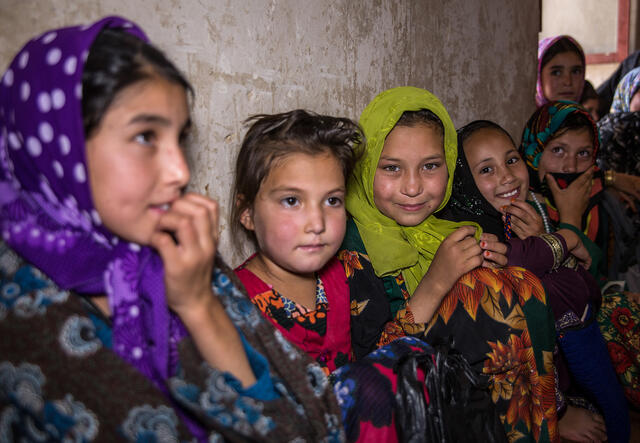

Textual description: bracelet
[540,233,565,270]
[604,169,616,187]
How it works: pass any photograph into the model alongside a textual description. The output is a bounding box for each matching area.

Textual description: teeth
[499,189,518,198]
[160,204,170,210]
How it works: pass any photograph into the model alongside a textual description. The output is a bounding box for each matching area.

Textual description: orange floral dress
[340,219,559,442]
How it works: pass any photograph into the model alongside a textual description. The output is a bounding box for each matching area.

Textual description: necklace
[529,191,552,234]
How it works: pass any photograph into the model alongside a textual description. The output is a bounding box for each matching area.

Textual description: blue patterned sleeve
[221,330,280,401]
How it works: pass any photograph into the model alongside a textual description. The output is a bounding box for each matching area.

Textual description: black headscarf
[440,121,512,242]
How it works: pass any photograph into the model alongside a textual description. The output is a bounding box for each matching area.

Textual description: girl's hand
[150,193,219,317]
[556,228,592,269]
[479,233,508,268]
[610,188,638,213]
[547,166,594,229]
[503,200,544,239]
[569,237,592,269]
[150,193,256,387]
[408,226,482,323]
[612,172,640,207]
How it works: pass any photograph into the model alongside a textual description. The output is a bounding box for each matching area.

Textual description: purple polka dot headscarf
[0,15,189,408]
[536,35,585,107]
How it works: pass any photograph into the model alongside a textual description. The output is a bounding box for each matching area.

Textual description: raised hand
[504,200,545,239]
[408,226,482,323]
[547,166,594,229]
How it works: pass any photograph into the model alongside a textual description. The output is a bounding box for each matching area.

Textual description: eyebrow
[128,114,172,126]
[268,186,345,195]
[379,154,443,162]
[128,115,192,133]
[549,64,582,69]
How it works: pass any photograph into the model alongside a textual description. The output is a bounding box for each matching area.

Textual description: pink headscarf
[536,35,586,107]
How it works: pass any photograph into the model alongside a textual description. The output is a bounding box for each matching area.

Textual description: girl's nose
[305,205,325,234]
[500,167,516,185]
[163,143,190,188]
[563,157,577,173]
[401,171,422,197]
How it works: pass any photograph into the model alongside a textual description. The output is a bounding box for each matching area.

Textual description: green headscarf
[346,86,481,294]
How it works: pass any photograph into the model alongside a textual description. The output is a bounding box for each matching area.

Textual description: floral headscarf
[345,86,480,294]
[521,101,599,171]
[536,35,585,107]
[0,16,189,400]
[520,101,602,239]
[610,66,640,113]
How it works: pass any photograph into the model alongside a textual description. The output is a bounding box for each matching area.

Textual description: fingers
[448,225,478,241]
[169,193,219,252]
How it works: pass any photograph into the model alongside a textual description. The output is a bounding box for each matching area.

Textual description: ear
[239,207,255,231]
[237,195,255,231]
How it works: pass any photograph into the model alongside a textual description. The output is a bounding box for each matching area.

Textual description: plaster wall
[540,0,618,54]
[0,0,540,264]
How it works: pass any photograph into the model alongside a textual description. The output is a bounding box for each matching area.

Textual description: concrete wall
[0,0,541,265]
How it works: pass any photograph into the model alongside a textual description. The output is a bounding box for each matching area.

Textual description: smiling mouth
[496,188,520,199]
[397,203,426,212]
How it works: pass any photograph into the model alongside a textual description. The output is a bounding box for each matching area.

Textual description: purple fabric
[506,235,601,318]
[536,35,585,107]
[0,15,187,396]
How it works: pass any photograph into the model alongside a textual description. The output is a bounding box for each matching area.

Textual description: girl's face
[541,51,584,102]
[537,127,594,181]
[464,128,529,212]
[240,152,346,278]
[373,124,448,226]
[86,76,191,245]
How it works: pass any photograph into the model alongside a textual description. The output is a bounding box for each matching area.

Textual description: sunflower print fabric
[340,219,558,442]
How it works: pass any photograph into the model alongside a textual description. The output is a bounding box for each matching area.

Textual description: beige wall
[0,0,540,265]
[540,0,619,54]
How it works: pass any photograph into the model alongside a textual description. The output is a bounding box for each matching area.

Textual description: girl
[443,119,629,443]
[536,35,585,107]
[598,67,640,178]
[341,86,559,442]
[232,109,507,442]
[0,17,342,441]
[521,101,640,408]
[610,67,640,113]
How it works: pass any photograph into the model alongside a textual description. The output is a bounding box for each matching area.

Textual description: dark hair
[550,110,596,142]
[82,28,193,138]
[230,109,362,248]
[540,37,585,71]
[395,109,444,138]
[457,120,516,150]
[580,80,599,103]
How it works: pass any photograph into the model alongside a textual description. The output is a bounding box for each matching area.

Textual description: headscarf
[610,66,640,113]
[345,86,480,294]
[441,122,511,242]
[0,17,188,397]
[520,101,602,239]
[536,35,586,107]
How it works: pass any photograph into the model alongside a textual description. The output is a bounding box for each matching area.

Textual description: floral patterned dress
[340,219,559,443]
[236,256,509,443]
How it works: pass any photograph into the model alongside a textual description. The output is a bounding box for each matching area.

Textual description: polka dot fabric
[0,16,189,409]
